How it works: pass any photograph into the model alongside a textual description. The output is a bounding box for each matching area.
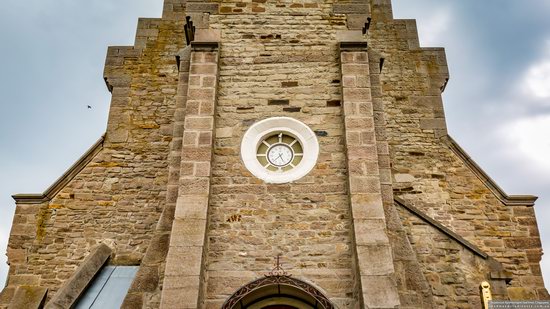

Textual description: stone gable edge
[11,134,105,205]
[442,135,537,207]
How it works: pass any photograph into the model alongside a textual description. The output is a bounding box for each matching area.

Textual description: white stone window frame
[241,117,319,184]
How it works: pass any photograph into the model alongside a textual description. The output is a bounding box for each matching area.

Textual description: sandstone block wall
[205,5,355,307]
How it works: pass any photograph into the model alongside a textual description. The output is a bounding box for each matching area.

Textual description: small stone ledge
[12,135,105,205]
[336,30,365,44]
[442,135,538,207]
[7,286,48,309]
[395,197,489,259]
[45,243,112,309]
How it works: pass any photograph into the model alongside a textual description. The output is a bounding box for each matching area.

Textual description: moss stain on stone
[35,207,51,242]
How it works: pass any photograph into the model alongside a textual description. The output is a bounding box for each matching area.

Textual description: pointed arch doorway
[221,275,336,309]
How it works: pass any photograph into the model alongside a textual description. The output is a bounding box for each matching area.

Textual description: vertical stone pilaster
[339,42,401,308]
[121,47,193,309]
[160,41,220,309]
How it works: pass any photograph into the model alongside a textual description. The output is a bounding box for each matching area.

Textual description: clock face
[241,117,319,183]
[256,132,303,172]
[267,144,293,167]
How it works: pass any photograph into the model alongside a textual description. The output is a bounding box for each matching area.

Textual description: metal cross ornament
[267,254,289,277]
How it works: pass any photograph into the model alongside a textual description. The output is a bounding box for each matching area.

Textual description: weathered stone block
[161,275,200,308]
[194,29,221,43]
[505,237,542,249]
[184,116,214,130]
[354,219,390,245]
[169,219,207,247]
[0,287,15,306]
[175,195,209,220]
[129,266,159,293]
[356,245,395,276]
[190,64,217,75]
[361,275,401,308]
[194,162,211,176]
[347,14,370,30]
[165,246,203,276]
[342,63,369,75]
[7,274,40,286]
[350,176,381,194]
[394,173,415,183]
[215,127,233,138]
[333,4,370,14]
[186,3,219,13]
[507,287,537,300]
[7,286,47,309]
[351,194,385,219]
[345,117,375,131]
[142,234,170,265]
[419,118,446,130]
[188,88,215,102]
[179,178,209,195]
[181,148,212,162]
[343,88,372,103]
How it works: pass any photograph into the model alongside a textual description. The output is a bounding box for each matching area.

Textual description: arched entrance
[221,275,335,309]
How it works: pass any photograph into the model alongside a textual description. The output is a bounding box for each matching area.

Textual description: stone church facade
[1,0,548,308]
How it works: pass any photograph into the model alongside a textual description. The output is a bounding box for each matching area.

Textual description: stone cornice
[442,135,538,207]
[395,197,489,259]
[12,135,105,204]
[190,41,220,51]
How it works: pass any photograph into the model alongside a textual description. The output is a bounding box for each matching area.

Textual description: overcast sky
[0,0,549,291]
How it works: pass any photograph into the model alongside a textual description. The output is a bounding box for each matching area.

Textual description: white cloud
[498,114,550,172]
[416,6,452,46]
[521,41,550,100]
[496,115,550,288]
[392,2,453,47]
